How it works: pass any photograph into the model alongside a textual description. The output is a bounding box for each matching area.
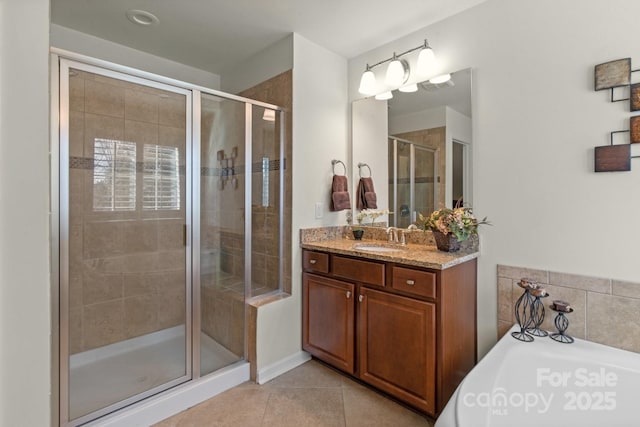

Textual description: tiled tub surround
[498,264,640,352]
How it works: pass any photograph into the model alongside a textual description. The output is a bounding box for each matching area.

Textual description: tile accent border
[497,264,640,353]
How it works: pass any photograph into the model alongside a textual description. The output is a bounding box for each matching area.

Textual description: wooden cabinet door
[303,273,355,374]
[358,287,436,414]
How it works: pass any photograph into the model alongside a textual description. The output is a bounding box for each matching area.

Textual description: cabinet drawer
[392,266,437,299]
[303,250,329,273]
[332,255,385,286]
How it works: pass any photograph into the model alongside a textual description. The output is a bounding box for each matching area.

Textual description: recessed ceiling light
[126,9,159,26]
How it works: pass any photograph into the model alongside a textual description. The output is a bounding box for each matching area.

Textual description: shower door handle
[183,224,187,247]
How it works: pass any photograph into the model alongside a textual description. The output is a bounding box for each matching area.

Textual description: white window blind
[92,139,136,211]
[143,144,180,211]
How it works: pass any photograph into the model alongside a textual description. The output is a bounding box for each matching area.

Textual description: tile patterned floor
[154,359,435,427]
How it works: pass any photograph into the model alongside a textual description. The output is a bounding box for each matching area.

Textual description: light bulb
[399,83,418,93]
[416,46,436,76]
[375,91,393,100]
[429,73,451,84]
[358,69,377,95]
[385,58,408,87]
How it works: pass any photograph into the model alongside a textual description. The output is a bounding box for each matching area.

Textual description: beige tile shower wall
[497,264,640,353]
[392,127,446,209]
[68,70,187,354]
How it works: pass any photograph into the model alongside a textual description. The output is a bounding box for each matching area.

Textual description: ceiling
[50,0,486,75]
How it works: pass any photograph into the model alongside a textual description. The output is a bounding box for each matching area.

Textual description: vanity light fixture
[399,83,418,93]
[375,91,393,100]
[357,38,440,97]
[416,40,436,76]
[385,55,409,86]
[429,73,452,84]
[358,65,377,96]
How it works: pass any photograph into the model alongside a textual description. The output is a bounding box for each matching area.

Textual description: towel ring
[357,162,372,178]
[331,159,347,175]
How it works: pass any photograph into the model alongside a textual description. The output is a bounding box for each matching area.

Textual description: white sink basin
[352,243,406,253]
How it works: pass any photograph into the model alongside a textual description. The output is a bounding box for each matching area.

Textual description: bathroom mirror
[352,68,472,228]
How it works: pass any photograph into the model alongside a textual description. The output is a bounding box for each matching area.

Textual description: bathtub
[437,325,640,427]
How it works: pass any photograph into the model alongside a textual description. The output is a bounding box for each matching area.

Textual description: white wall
[51,24,221,89]
[389,105,447,135]
[0,0,51,425]
[349,0,640,357]
[445,107,472,206]
[221,35,293,94]
[446,107,472,144]
[256,33,348,371]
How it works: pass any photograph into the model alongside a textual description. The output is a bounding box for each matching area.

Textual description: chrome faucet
[386,227,407,246]
[386,227,398,244]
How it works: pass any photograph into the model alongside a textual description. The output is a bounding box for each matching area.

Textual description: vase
[431,230,460,252]
[352,229,364,240]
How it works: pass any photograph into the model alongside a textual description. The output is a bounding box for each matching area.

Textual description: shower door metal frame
[56,57,194,427]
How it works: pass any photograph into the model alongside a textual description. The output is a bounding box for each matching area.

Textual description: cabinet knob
[346,291,351,299]
[309,259,317,264]
[406,279,415,286]
[358,295,364,302]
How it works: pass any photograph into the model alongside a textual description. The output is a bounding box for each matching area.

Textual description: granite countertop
[301,238,478,270]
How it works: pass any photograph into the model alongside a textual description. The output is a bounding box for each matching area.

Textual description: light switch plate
[315,202,323,219]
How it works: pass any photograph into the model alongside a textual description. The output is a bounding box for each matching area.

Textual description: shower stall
[53,55,285,426]
[388,136,438,228]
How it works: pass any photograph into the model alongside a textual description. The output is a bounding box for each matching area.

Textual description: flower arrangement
[356,209,392,226]
[417,206,489,242]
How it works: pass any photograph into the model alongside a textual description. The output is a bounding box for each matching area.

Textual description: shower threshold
[69,326,240,421]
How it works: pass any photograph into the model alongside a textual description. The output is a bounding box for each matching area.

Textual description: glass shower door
[198,93,246,376]
[389,137,437,227]
[398,140,412,228]
[60,60,191,425]
[414,145,436,216]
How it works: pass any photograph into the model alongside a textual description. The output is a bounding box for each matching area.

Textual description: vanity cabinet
[358,287,436,414]
[302,273,355,374]
[301,248,477,416]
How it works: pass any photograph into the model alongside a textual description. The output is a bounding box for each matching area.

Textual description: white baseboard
[87,361,250,427]
[256,351,311,384]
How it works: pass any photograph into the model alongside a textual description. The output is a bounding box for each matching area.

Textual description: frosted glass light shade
[416,47,436,75]
[375,91,393,100]
[358,70,377,95]
[385,59,407,86]
[429,73,451,84]
[399,83,418,93]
